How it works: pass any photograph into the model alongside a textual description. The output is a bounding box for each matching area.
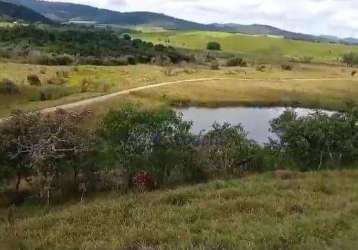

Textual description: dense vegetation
[0,1,53,24]
[0,25,192,65]
[0,105,357,207]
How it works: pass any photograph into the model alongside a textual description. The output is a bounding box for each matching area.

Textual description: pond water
[176,107,334,144]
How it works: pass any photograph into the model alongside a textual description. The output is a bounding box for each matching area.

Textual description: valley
[1,1,358,249]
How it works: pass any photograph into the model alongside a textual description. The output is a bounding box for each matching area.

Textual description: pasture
[0,62,357,118]
[136,30,358,62]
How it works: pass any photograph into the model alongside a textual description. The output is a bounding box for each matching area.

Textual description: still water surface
[177,107,333,144]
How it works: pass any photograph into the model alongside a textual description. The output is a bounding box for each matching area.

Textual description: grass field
[0,62,357,118]
[0,21,14,28]
[83,63,358,118]
[136,30,358,62]
[1,170,357,249]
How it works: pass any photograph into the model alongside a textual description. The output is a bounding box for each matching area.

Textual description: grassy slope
[136,31,358,61]
[1,170,358,249]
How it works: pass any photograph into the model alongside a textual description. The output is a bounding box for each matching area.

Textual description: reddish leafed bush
[132,171,154,192]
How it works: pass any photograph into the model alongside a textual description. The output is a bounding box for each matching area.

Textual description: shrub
[210,60,220,70]
[127,56,136,65]
[281,64,293,71]
[122,33,132,41]
[256,65,266,72]
[342,52,358,67]
[301,56,314,63]
[47,76,66,85]
[207,41,221,51]
[27,74,41,86]
[53,54,75,65]
[226,57,247,67]
[0,79,19,95]
[80,78,111,93]
[36,85,71,101]
[56,70,70,78]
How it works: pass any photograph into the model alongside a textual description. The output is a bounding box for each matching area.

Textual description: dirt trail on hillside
[0,77,354,122]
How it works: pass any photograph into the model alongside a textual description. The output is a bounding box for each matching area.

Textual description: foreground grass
[136,30,358,62]
[1,170,358,249]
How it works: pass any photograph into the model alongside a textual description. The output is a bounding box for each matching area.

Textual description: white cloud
[48,0,358,37]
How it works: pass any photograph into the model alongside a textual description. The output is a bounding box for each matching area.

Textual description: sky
[48,0,358,38]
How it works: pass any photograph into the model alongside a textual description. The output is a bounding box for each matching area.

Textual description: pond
[176,107,334,144]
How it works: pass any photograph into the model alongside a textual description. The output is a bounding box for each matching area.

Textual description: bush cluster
[226,57,248,67]
[1,106,357,206]
[0,79,19,95]
[0,25,192,66]
[27,74,41,86]
[207,42,221,51]
[342,52,358,67]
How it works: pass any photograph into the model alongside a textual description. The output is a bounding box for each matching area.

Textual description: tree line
[0,25,192,65]
[0,105,357,205]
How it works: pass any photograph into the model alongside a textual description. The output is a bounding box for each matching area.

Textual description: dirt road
[0,76,354,122]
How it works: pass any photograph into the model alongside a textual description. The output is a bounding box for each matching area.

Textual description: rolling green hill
[136,30,358,62]
[0,1,52,24]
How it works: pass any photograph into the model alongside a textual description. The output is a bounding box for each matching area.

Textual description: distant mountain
[2,0,210,30]
[0,1,53,24]
[4,0,358,45]
[343,37,358,45]
[210,23,320,42]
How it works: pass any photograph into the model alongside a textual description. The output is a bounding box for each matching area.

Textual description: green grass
[136,30,358,62]
[0,21,14,28]
[1,170,358,249]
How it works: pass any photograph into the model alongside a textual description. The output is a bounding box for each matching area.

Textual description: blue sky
[48,0,358,38]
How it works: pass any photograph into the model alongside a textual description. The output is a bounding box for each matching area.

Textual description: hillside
[5,0,358,45]
[1,170,358,249]
[137,30,358,61]
[2,0,209,30]
[0,1,52,24]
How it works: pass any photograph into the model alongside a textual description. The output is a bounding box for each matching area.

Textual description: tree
[98,105,196,186]
[0,109,94,203]
[199,123,259,174]
[207,41,221,51]
[270,108,358,170]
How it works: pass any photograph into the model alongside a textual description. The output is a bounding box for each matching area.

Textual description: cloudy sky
[49,0,358,38]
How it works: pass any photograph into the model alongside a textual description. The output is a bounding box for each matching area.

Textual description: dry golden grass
[0,62,357,118]
[132,77,358,110]
[1,170,357,249]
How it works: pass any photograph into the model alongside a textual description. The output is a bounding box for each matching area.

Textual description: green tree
[207,41,221,51]
[98,105,196,186]
[200,123,259,175]
[270,108,358,170]
[0,109,94,202]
